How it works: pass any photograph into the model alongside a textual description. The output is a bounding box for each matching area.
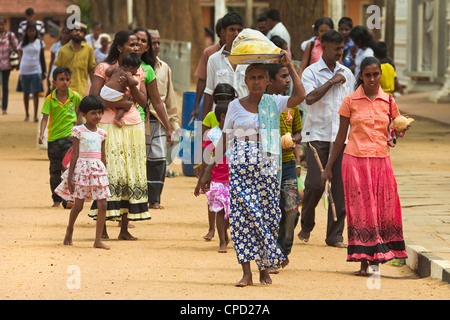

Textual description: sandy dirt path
[0,71,449,302]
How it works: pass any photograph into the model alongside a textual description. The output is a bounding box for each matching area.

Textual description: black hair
[121,52,142,68]
[214,100,229,121]
[22,22,38,47]
[320,29,344,45]
[0,16,6,23]
[373,41,388,59]
[79,95,105,114]
[354,56,381,91]
[52,67,71,80]
[104,30,134,65]
[133,27,156,68]
[266,64,284,80]
[257,15,267,23]
[221,12,244,30]
[266,9,281,22]
[213,83,237,104]
[92,21,102,29]
[338,17,353,28]
[270,35,287,49]
[25,8,34,16]
[315,17,334,30]
[350,25,375,49]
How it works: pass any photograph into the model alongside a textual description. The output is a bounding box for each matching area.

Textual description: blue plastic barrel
[181,92,203,176]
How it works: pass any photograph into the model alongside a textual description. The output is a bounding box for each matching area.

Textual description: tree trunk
[384,0,396,60]
[268,0,324,60]
[144,0,204,83]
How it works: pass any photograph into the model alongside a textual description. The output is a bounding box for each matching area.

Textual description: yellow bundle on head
[231,28,282,55]
[393,115,414,131]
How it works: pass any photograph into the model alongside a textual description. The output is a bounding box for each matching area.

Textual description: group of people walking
[194,10,409,286]
[1,7,410,286]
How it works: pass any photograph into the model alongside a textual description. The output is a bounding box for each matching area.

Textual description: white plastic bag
[231,28,281,55]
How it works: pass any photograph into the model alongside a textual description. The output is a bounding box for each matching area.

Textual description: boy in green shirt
[39,67,81,208]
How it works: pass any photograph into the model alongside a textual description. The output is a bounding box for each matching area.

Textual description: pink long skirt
[341,154,408,263]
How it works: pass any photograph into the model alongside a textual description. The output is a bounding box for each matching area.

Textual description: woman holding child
[88,30,171,240]
[203,51,305,286]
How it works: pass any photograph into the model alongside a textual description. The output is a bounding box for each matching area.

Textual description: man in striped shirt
[17,8,45,40]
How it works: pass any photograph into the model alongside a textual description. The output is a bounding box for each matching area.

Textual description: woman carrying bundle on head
[201,50,306,287]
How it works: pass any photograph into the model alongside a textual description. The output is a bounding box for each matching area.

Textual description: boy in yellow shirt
[373,41,404,96]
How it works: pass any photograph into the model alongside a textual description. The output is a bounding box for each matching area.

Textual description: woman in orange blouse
[322,56,409,276]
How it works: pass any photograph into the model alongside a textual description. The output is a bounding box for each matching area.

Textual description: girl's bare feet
[94,240,110,250]
[203,229,214,241]
[259,269,272,285]
[63,227,73,246]
[218,236,230,253]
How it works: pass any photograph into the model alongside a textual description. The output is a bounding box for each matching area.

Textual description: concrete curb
[406,244,450,284]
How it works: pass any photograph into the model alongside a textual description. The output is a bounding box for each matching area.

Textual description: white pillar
[215,0,227,23]
[328,0,343,28]
[430,1,450,103]
[215,0,227,42]
[246,0,253,28]
[127,0,133,26]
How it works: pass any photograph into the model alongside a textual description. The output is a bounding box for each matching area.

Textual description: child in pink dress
[56,95,111,250]
[195,101,230,253]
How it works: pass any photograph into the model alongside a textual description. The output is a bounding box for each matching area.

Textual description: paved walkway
[394,92,450,284]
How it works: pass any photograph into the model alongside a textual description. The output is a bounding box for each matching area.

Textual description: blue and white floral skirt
[229,139,285,270]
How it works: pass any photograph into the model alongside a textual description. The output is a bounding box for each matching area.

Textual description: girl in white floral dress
[56,96,111,250]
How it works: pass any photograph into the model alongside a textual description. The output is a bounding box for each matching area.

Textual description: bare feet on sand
[63,227,73,246]
[118,230,137,240]
[203,230,214,241]
[259,270,272,285]
[235,274,253,287]
[93,240,110,250]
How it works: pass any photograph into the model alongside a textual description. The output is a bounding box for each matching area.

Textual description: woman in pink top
[87,31,149,241]
[299,17,333,76]
[322,56,410,276]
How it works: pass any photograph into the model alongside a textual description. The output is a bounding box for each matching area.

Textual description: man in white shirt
[17,8,45,40]
[265,9,291,54]
[299,30,355,248]
[202,12,247,120]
